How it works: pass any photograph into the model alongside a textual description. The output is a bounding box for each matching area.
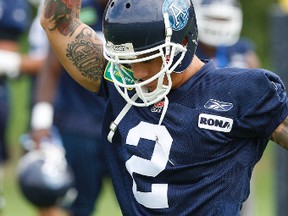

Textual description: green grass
[253,144,275,216]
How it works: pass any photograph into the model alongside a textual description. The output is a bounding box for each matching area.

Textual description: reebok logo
[204,99,233,112]
[198,113,233,133]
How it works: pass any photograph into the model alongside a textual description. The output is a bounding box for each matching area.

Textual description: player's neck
[171,56,204,89]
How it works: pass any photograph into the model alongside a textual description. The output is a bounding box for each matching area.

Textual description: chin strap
[108,95,169,143]
[108,93,138,143]
[158,96,169,125]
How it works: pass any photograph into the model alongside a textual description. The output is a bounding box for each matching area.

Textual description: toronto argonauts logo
[162,0,190,31]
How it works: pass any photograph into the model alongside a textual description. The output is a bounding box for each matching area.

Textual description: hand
[26,102,54,150]
[0,49,21,78]
[20,128,51,151]
[30,128,51,149]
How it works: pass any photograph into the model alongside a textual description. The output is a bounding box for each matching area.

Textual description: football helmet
[17,143,77,208]
[103,0,198,107]
[194,0,243,46]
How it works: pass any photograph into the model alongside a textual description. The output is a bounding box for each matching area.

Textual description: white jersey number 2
[125,121,173,209]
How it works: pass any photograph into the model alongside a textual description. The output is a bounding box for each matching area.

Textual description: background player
[0,0,31,209]
[194,0,261,69]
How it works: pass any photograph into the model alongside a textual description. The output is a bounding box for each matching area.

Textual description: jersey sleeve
[233,69,288,138]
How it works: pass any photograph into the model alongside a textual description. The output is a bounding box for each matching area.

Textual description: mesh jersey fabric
[98,60,288,216]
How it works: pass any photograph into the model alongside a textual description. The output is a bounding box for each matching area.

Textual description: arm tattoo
[44,0,81,36]
[66,27,105,81]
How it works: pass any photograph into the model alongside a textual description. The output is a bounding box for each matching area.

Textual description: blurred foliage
[241,0,277,68]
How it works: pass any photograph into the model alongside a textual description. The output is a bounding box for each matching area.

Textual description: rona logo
[198,113,233,133]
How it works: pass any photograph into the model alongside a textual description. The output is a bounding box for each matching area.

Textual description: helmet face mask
[104,40,187,106]
[195,0,243,47]
[103,0,198,106]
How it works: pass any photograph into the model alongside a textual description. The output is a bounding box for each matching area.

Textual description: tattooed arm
[40,0,105,93]
[270,116,288,150]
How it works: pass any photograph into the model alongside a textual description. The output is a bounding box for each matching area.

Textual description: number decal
[125,121,173,209]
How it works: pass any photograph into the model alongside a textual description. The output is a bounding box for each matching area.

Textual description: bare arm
[270,116,288,149]
[30,47,61,144]
[40,0,105,93]
[34,47,61,104]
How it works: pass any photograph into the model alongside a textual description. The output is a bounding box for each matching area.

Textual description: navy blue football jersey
[99,60,288,216]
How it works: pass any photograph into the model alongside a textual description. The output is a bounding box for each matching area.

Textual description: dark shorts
[59,130,108,216]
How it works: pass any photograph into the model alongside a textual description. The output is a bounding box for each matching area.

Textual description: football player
[40,0,288,215]
[193,0,261,215]
[194,0,261,69]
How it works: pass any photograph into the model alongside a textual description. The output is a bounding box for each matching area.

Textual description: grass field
[0,76,277,216]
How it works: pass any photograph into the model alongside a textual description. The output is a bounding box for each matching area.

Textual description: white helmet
[195,0,243,46]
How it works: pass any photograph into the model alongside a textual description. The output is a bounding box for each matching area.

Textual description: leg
[61,131,107,216]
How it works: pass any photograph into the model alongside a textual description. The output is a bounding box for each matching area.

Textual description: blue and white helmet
[103,0,198,106]
[17,144,77,208]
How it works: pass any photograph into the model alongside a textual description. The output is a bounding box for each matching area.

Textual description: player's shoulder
[215,66,277,82]
[228,37,255,54]
[210,66,283,99]
[233,37,254,47]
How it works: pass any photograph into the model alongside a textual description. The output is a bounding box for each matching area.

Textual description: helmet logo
[106,41,135,54]
[162,0,190,31]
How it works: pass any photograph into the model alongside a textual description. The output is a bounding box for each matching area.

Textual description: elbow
[39,6,50,32]
[40,15,48,32]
